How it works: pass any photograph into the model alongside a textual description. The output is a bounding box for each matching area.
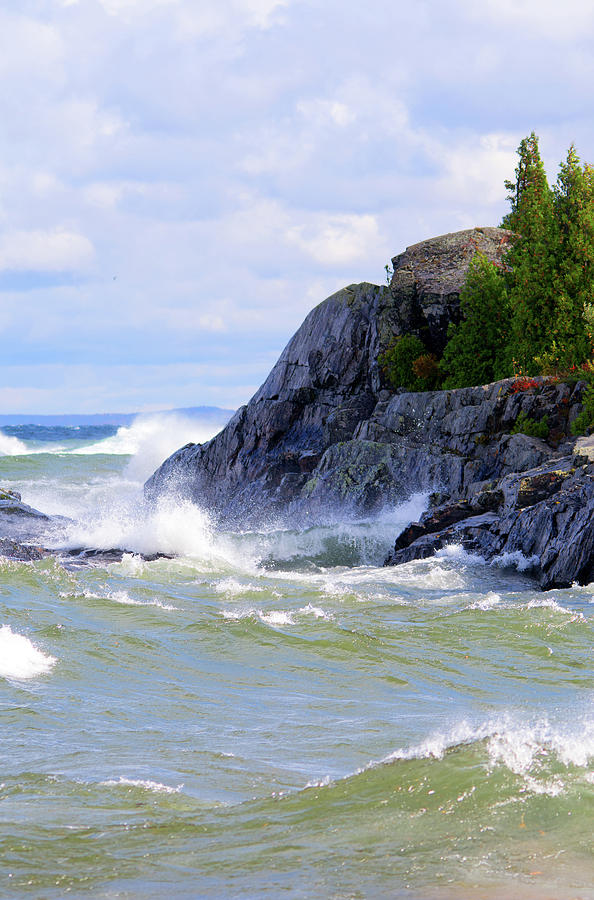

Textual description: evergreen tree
[549,145,594,367]
[440,253,509,389]
[502,132,544,231]
[505,134,559,373]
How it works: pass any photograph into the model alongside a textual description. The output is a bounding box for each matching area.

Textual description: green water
[1,424,593,899]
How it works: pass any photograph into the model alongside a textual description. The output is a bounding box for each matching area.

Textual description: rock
[392,501,474,553]
[146,228,519,524]
[385,456,594,589]
[143,225,594,589]
[0,488,21,502]
[573,434,594,464]
[0,538,46,562]
[0,487,50,519]
[388,226,513,354]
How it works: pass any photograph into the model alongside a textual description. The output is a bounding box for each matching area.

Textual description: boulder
[388,226,513,354]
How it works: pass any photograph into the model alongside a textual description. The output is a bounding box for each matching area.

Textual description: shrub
[412,352,440,387]
[510,412,549,439]
[379,334,430,390]
[507,376,540,394]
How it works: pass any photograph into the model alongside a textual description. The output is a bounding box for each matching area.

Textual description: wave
[0,432,28,456]
[69,412,226,478]
[0,625,56,680]
[100,777,183,794]
[0,411,227,471]
[286,712,594,814]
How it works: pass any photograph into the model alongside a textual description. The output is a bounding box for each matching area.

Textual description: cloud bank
[0,0,593,411]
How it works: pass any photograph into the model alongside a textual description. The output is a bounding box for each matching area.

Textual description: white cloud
[433,133,519,207]
[287,213,384,266]
[0,229,94,272]
[0,0,593,413]
[465,0,594,40]
[297,98,356,128]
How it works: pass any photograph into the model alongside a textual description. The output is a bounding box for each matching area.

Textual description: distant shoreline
[0,406,235,427]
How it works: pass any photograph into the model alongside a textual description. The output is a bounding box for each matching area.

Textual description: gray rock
[143,225,594,589]
[388,226,514,354]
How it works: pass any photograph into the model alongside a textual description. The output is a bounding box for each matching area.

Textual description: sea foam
[0,432,28,456]
[0,625,56,680]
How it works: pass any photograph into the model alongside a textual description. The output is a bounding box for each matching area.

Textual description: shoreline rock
[142,225,594,589]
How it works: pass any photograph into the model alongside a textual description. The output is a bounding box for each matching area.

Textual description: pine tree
[549,145,594,367]
[502,132,544,231]
[505,133,559,373]
[440,253,509,389]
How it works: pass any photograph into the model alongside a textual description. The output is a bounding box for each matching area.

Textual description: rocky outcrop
[387,226,513,354]
[143,224,594,589]
[145,227,515,523]
[385,445,594,590]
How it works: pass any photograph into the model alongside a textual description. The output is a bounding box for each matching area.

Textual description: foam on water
[100,777,183,794]
[0,432,28,456]
[221,607,295,626]
[0,625,56,680]
[491,550,540,572]
[377,713,594,786]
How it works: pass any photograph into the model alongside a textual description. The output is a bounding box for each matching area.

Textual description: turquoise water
[1,419,593,899]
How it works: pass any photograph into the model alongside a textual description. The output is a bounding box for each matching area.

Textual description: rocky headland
[4,226,594,588]
[142,225,594,589]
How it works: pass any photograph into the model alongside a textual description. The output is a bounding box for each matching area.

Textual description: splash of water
[71,413,227,480]
[0,432,28,456]
[0,625,56,680]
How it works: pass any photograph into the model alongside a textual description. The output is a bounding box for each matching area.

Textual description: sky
[1,0,594,414]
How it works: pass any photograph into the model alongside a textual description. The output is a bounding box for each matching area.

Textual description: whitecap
[299,603,332,619]
[0,625,56,680]
[0,432,28,456]
[260,610,294,626]
[468,591,502,610]
[220,607,295,626]
[491,550,540,572]
[101,777,183,794]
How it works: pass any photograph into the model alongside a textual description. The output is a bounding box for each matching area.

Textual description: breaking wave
[0,625,56,680]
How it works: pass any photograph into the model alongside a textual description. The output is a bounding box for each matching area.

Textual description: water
[1,417,593,899]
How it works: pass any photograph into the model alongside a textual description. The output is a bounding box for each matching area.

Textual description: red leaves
[508,377,539,394]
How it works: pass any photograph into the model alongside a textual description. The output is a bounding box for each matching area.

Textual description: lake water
[1,416,593,899]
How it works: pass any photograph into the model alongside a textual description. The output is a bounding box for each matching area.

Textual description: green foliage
[510,412,549,439]
[504,136,594,374]
[571,407,591,436]
[379,334,432,390]
[440,253,510,389]
[504,133,559,373]
[571,365,594,435]
[379,133,594,394]
[550,146,594,367]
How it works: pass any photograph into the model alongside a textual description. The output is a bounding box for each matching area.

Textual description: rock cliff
[144,225,594,589]
[145,227,512,522]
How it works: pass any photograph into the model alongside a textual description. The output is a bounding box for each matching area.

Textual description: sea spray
[0,432,28,456]
[0,625,56,680]
[1,412,594,899]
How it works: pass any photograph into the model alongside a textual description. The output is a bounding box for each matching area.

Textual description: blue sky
[1,0,594,413]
